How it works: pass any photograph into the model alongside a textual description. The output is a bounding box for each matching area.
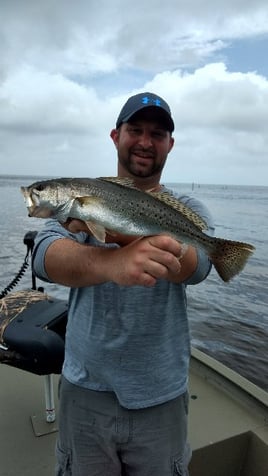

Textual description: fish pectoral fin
[74,196,106,242]
[105,229,117,236]
[148,191,208,231]
[85,221,106,243]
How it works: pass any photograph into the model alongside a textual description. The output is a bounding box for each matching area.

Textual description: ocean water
[0,176,267,391]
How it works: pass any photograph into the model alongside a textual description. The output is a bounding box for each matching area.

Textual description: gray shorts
[56,376,191,476]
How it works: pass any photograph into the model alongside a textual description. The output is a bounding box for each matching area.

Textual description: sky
[0,0,268,186]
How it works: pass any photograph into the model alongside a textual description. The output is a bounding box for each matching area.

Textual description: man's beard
[118,153,165,178]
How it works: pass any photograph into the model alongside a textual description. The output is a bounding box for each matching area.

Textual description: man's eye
[153,131,166,139]
[128,127,142,135]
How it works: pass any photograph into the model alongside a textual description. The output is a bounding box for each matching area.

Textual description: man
[33,92,214,475]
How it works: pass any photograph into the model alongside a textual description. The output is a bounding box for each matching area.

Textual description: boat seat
[0,289,67,375]
[0,289,68,425]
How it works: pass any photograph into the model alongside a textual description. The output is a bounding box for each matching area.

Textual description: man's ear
[168,136,175,153]
[110,128,119,149]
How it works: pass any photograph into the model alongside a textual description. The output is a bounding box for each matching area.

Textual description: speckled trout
[21,176,255,282]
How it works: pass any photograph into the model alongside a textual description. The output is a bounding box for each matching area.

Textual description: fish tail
[209,238,255,282]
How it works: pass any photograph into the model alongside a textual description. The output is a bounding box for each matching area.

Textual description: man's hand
[63,218,90,234]
[105,235,186,287]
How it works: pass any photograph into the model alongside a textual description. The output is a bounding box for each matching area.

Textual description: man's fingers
[62,219,90,234]
[147,235,187,260]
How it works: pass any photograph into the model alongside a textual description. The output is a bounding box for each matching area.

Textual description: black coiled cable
[0,231,38,299]
[0,256,30,299]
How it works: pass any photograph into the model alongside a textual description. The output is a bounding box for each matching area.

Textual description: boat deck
[0,350,267,475]
[0,366,58,476]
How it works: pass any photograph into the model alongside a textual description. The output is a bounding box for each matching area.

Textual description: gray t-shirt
[33,191,213,409]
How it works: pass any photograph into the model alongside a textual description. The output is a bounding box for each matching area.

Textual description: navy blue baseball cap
[116,92,174,132]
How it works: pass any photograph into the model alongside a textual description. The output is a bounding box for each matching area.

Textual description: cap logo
[142,96,161,107]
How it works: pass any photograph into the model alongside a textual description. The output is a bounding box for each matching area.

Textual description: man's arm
[43,233,196,288]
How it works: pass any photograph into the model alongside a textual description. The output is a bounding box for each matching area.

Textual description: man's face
[111,118,174,180]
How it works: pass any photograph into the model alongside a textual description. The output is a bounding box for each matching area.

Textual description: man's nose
[138,131,153,148]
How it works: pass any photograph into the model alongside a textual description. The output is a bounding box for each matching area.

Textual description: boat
[0,233,267,475]
[188,348,268,475]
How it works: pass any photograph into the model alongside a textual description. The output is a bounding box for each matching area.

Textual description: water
[171,182,268,391]
[0,176,267,391]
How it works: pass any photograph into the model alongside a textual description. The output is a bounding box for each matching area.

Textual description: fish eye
[35,184,45,192]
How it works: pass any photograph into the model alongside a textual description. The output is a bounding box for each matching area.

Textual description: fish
[21,176,255,282]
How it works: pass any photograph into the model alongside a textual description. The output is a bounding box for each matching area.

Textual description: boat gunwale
[191,347,268,409]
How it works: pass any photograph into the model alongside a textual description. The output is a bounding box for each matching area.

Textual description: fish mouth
[21,187,36,211]
[27,206,53,218]
[20,187,52,218]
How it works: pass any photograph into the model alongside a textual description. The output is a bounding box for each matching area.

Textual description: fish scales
[73,181,207,244]
[21,177,255,282]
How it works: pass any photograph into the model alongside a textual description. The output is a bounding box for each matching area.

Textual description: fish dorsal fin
[149,191,208,231]
[98,176,137,189]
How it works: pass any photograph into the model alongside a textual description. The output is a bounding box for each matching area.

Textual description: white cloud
[0,66,103,133]
[1,0,268,75]
[0,1,268,185]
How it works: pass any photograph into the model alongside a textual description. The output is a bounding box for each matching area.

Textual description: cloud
[144,64,268,185]
[1,0,268,76]
[0,66,102,134]
[0,1,268,185]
